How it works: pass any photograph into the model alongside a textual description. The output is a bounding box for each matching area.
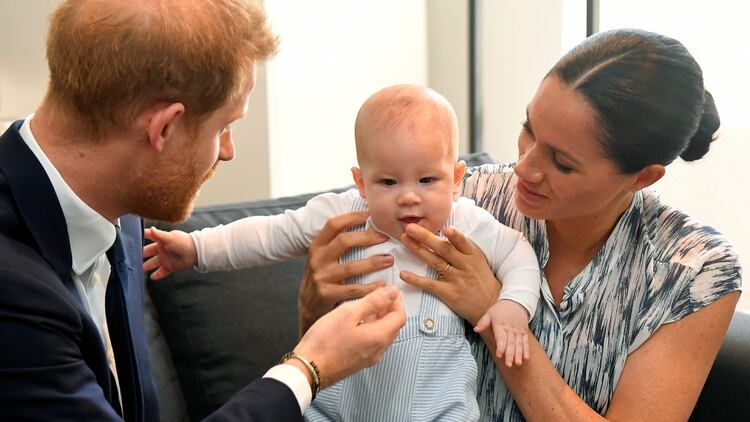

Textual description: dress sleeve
[191,191,353,272]
[666,237,742,323]
[629,234,742,353]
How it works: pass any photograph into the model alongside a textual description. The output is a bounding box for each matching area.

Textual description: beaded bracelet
[279,351,321,399]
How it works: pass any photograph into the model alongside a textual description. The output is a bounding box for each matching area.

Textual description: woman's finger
[403,224,460,263]
[316,229,389,264]
[399,270,446,296]
[400,232,452,272]
[311,211,369,246]
[326,254,394,282]
[442,226,481,256]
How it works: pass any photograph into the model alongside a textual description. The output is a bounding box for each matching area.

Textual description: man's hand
[294,286,406,388]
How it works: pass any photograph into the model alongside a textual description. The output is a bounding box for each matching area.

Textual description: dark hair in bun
[549,28,720,173]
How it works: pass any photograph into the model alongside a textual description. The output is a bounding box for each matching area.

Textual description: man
[0,0,405,420]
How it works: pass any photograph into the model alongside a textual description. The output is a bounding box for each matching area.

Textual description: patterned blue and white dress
[461,163,743,421]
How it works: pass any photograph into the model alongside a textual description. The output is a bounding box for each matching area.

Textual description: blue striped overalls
[305,197,480,422]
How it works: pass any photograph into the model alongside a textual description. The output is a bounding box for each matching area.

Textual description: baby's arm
[143,227,197,280]
[191,191,352,272]
[458,200,542,366]
[474,299,530,367]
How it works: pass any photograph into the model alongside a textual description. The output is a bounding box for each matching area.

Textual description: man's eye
[381,179,397,186]
[419,177,435,184]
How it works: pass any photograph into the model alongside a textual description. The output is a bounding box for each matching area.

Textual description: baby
[143,84,541,421]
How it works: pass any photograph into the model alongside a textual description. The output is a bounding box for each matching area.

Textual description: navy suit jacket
[0,121,302,421]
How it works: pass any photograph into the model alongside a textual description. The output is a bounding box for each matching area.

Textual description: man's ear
[632,164,665,191]
[146,103,186,153]
[351,167,367,198]
[453,160,467,196]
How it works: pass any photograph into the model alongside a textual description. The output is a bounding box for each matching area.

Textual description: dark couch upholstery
[143,152,748,421]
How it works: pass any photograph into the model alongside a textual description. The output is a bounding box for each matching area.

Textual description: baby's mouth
[399,216,423,225]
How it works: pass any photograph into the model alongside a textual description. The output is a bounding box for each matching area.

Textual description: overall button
[423,318,435,331]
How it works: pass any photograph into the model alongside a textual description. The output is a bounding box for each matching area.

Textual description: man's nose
[219,129,235,161]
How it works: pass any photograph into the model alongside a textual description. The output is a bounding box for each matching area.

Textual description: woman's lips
[516,180,547,204]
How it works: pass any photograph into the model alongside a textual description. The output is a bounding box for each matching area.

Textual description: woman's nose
[515,142,543,184]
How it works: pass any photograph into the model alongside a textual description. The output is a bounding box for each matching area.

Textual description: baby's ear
[351,167,367,198]
[453,160,467,195]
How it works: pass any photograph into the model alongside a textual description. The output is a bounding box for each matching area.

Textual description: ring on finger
[438,263,452,279]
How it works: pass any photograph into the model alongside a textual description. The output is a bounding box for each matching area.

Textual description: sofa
[143,152,749,421]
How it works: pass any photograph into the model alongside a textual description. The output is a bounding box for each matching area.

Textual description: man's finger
[352,285,400,321]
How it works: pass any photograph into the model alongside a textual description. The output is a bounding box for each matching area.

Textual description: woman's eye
[521,120,531,132]
[381,179,397,186]
[554,161,573,174]
[419,177,435,184]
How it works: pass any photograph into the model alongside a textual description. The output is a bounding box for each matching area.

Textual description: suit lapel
[0,121,79,301]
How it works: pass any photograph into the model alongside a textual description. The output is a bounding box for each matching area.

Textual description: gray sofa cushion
[146,152,497,421]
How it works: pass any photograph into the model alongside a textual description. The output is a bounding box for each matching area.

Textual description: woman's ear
[632,164,665,191]
[351,167,367,198]
[145,103,185,153]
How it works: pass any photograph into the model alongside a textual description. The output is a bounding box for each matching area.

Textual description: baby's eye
[381,179,397,186]
[419,177,435,184]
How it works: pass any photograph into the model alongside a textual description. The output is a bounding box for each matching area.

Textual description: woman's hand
[299,211,394,335]
[399,224,501,326]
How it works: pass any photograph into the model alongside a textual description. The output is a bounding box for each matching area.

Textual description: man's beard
[134,152,219,224]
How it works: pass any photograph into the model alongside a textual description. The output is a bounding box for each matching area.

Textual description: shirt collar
[19,115,116,275]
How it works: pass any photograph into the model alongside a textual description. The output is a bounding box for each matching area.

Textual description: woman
[299,29,742,420]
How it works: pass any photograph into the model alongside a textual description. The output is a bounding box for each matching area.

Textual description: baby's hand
[474,299,530,368]
[142,227,197,280]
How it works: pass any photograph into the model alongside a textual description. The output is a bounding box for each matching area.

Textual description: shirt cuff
[263,363,313,414]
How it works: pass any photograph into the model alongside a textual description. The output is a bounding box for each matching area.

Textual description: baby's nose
[397,190,421,205]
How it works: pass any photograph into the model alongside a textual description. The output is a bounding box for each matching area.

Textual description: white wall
[0,1,51,121]
[479,0,567,163]
[263,0,428,198]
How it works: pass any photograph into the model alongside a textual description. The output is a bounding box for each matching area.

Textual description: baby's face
[353,127,464,240]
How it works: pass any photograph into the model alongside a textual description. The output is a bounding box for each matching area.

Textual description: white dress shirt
[19,115,120,391]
